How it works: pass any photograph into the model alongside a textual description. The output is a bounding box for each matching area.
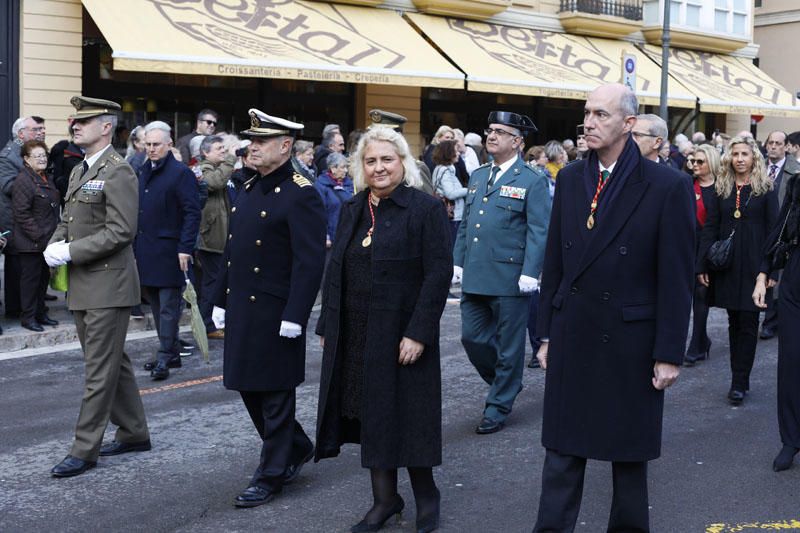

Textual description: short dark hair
[787,131,800,146]
[200,135,224,157]
[432,140,458,166]
[20,139,48,160]
[197,108,218,121]
[31,116,45,125]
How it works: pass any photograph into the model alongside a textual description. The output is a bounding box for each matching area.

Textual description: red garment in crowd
[694,179,707,227]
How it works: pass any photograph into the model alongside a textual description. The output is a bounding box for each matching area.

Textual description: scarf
[582,135,641,226]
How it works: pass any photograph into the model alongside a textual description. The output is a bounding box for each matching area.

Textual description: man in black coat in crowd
[212,109,326,508]
[533,84,695,531]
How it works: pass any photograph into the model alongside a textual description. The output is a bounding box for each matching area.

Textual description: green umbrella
[183,272,210,363]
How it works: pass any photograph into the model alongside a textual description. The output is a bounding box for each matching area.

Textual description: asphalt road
[1,304,799,533]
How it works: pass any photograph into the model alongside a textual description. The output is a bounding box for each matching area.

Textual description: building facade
[3,0,796,154]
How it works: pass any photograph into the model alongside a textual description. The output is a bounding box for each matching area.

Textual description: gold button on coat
[254,267,260,273]
[227,261,231,267]
[275,187,280,193]
[226,288,230,294]
[260,211,267,218]
[255,240,261,246]
[228,234,232,240]
[249,296,256,302]
[231,207,236,213]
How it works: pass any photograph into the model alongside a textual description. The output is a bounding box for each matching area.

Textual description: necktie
[80,161,89,178]
[488,166,501,188]
[768,164,778,181]
[601,169,610,182]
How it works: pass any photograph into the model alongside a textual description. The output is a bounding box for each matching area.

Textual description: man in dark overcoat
[134,121,201,381]
[532,84,695,531]
[212,109,326,507]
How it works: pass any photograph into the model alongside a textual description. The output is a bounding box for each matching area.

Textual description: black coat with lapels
[314,184,452,468]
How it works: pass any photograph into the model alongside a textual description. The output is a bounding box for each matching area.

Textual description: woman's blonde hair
[432,125,455,145]
[717,135,772,198]
[692,144,721,182]
[350,126,421,192]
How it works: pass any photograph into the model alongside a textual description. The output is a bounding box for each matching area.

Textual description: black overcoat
[536,152,695,462]
[314,185,452,468]
[697,184,779,311]
[214,158,326,391]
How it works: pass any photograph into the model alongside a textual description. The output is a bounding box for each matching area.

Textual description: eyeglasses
[484,128,519,138]
[30,154,48,160]
[689,159,706,165]
[203,119,217,126]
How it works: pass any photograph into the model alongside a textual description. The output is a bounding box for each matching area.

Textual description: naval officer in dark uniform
[212,109,326,507]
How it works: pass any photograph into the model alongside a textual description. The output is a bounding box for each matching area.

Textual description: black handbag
[707,229,736,271]
[766,203,797,272]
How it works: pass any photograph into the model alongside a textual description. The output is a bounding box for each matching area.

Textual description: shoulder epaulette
[107,151,123,164]
[293,173,312,188]
[476,162,491,170]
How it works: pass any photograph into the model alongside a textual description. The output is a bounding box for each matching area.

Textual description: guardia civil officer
[45,97,150,477]
[452,111,550,434]
[211,109,326,507]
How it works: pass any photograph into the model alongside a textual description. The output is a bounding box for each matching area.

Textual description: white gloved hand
[451,265,463,285]
[279,320,303,338]
[44,240,71,267]
[518,275,539,294]
[212,306,226,330]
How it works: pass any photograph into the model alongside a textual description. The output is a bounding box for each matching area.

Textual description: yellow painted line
[140,375,223,395]
[706,520,800,532]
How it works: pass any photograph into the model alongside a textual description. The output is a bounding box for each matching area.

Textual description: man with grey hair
[197,133,235,340]
[46,96,150,477]
[533,83,693,531]
[692,131,707,144]
[313,128,345,174]
[134,121,201,380]
[632,113,668,162]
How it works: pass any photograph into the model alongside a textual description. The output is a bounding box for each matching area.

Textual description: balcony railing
[559,0,643,21]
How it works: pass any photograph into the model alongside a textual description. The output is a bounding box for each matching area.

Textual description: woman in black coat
[684,145,720,365]
[315,126,452,533]
[9,140,61,331]
[754,171,800,471]
[698,136,779,405]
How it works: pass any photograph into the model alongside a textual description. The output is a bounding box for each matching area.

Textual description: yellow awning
[81,0,464,89]
[406,14,696,109]
[640,45,800,118]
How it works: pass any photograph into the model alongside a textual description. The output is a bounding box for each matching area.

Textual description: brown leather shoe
[207,329,225,339]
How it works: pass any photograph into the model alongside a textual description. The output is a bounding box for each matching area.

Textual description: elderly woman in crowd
[543,140,566,180]
[315,126,452,533]
[9,140,60,331]
[698,135,778,405]
[431,139,467,248]
[422,125,455,172]
[125,125,146,173]
[315,152,354,248]
[292,139,316,182]
[684,145,721,365]
[754,164,800,471]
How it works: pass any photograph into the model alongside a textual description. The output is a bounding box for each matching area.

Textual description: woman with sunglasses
[684,145,721,365]
[697,136,779,405]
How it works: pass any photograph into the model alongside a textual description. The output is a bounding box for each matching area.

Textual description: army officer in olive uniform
[452,111,550,435]
[45,97,150,478]
[212,109,326,507]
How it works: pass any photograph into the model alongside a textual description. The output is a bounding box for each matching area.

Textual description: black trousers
[3,251,21,316]
[726,310,760,391]
[141,286,182,364]
[18,253,49,323]
[533,449,649,533]
[686,280,711,355]
[197,250,222,333]
[240,389,313,491]
[762,287,778,332]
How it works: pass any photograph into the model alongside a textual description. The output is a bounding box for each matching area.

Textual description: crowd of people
[1,83,800,532]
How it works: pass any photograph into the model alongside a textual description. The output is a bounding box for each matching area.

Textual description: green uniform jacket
[50,145,141,311]
[197,155,234,253]
[453,156,551,296]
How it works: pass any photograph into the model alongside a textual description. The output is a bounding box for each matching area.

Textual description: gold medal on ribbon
[734,209,741,219]
[587,214,595,230]
[362,234,372,247]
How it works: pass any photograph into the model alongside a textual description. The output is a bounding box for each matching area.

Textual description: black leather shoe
[416,488,441,533]
[773,445,799,472]
[99,439,152,456]
[36,315,59,326]
[351,496,405,532]
[150,362,170,381]
[476,417,504,434]
[284,445,314,485]
[760,327,776,340]
[233,485,280,508]
[728,389,746,406]
[44,293,57,301]
[144,358,181,371]
[21,321,44,332]
[527,357,541,369]
[51,455,96,477]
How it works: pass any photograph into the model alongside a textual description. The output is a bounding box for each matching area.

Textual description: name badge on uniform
[500,185,526,200]
[81,180,104,192]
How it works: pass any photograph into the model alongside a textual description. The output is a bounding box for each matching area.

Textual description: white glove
[44,240,71,267]
[452,265,463,285]
[518,275,539,294]
[212,306,226,329]
[279,320,303,338]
